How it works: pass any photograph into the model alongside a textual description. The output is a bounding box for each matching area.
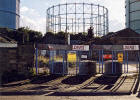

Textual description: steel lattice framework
[46,3,109,36]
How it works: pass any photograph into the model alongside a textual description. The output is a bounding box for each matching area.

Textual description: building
[0,0,20,29]
[125,0,140,33]
[101,28,140,45]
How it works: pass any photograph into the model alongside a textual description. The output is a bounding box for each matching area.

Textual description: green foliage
[0,27,113,45]
[0,27,43,44]
[43,31,90,44]
[29,68,36,76]
[57,31,65,39]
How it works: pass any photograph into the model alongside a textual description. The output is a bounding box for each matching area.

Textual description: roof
[115,28,140,37]
[0,33,17,43]
[102,28,140,39]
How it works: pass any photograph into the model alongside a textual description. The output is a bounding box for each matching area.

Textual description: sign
[123,45,139,51]
[67,52,77,62]
[81,55,88,59]
[118,53,123,63]
[41,50,46,56]
[0,43,17,48]
[72,45,89,51]
[103,54,112,59]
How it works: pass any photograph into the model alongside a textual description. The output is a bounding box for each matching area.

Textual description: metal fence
[35,44,140,75]
[92,45,139,74]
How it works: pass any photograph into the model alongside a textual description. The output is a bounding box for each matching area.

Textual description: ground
[0,73,140,100]
[0,95,140,100]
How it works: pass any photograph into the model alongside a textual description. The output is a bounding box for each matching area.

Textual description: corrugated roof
[0,33,17,43]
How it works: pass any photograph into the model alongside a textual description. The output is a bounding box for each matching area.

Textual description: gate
[35,44,50,75]
[49,50,67,75]
[92,45,140,74]
[35,44,91,75]
[35,44,140,75]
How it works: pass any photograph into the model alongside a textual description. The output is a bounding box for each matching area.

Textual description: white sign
[41,50,46,56]
[72,45,89,51]
[81,55,88,59]
[0,43,17,47]
[123,45,139,51]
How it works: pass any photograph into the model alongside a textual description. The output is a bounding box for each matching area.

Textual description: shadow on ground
[49,75,136,96]
[0,74,139,96]
[137,91,140,98]
[93,75,121,85]
[136,73,140,98]
[30,74,62,84]
[61,75,92,85]
[1,73,29,85]
[0,75,63,96]
[0,91,50,96]
[49,91,131,96]
[1,80,29,87]
[1,75,62,87]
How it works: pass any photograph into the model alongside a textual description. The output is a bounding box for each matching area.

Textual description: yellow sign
[67,52,77,62]
[118,53,123,63]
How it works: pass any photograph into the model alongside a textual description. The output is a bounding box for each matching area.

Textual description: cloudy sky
[20,0,125,34]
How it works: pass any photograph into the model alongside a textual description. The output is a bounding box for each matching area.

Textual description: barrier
[36,44,140,75]
[79,60,96,75]
[104,60,122,75]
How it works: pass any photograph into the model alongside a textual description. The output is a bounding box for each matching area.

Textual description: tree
[87,27,94,39]
[17,27,42,44]
[0,27,43,44]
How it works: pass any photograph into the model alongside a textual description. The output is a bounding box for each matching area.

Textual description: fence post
[127,51,129,73]
[79,51,81,75]
[52,51,54,74]
[102,49,104,74]
[112,50,114,74]
[139,50,140,87]
[99,50,101,73]
[76,51,78,75]
[35,47,38,75]
[137,51,139,73]
[63,50,65,76]
[114,51,116,74]
[139,50,140,74]
[49,50,51,74]
[123,50,126,73]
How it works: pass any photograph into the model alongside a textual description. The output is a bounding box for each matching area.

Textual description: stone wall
[17,45,35,74]
[0,44,35,78]
[0,47,17,76]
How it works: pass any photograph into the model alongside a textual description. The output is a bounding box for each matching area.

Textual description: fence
[35,44,140,75]
[92,45,139,74]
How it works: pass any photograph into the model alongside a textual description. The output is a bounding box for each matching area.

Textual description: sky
[20,0,125,34]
